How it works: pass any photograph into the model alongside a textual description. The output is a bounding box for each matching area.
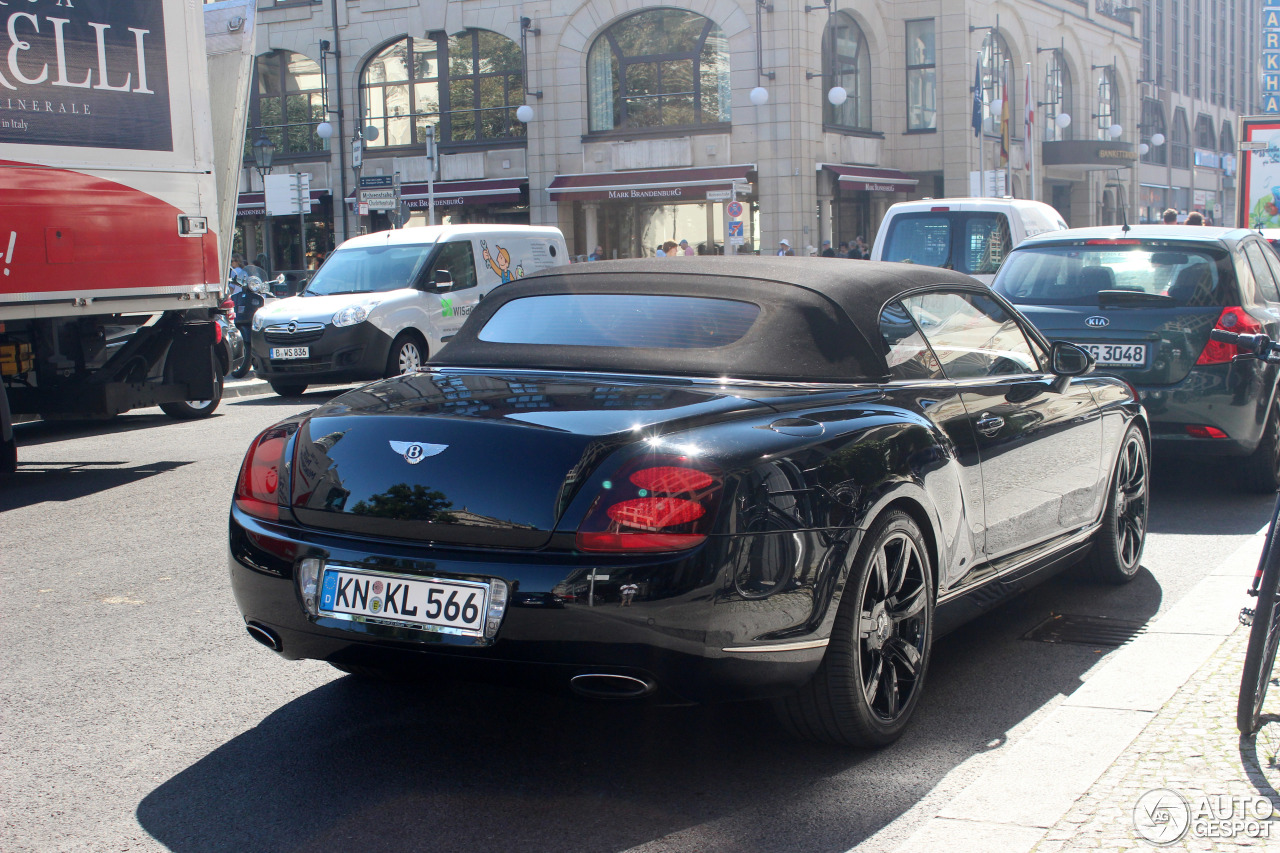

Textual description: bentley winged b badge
[389,441,449,464]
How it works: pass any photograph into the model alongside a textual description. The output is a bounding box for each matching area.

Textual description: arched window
[1095,67,1118,141]
[1194,114,1215,149]
[1140,98,1166,165]
[361,30,525,150]
[247,51,325,157]
[1220,121,1234,153]
[980,32,1013,136]
[1042,49,1072,142]
[1171,108,1190,169]
[586,9,730,133]
[822,13,870,131]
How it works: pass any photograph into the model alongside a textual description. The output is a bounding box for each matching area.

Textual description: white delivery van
[870,198,1068,285]
[250,224,568,396]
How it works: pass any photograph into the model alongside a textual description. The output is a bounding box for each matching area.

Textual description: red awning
[343,177,526,209]
[821,164,919,192]
[236,188,330,217]
[547,164,755,203]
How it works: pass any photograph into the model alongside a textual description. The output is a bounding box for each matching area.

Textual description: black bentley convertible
[229,257,1148,747]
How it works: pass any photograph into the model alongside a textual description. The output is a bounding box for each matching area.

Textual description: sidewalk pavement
[887,532,1275,852]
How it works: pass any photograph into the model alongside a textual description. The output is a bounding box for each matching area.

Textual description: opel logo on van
[389,441,449,464]
[1085,316,1110,328]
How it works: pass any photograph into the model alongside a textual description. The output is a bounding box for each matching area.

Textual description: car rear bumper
[228,509,830,705]
[251,322,391,385]
[1134,361,1273,456]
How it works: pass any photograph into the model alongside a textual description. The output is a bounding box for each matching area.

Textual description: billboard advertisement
[0,1,172,151]
[1238,117,1280,228]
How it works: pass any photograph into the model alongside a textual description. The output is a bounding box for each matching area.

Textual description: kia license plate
[319,566,489,637]
[1078,342,1146,368]
[270,346,309,359]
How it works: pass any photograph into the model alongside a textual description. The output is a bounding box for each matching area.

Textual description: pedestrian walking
[820,240,836,258]
[1162,208,1179,224]
[620,582,638,606]
[853,235,870,259]
[588,244,605,261]
[837,241,850,258]
[776,238,795,256]
[678,239,695,256]
[1185,211,1204,225]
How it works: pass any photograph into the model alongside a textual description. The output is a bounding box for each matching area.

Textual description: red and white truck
[0,0,256,472]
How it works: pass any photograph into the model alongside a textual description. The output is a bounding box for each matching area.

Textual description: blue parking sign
[728,221,744,237]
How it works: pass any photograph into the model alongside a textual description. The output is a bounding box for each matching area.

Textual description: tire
[269,381,308,398]
[1239,539,1280,734]
[159,350,224,420]
[1083,425,1149,584]
[230,342,251,379]
[1,434,15,475]
[775,510,934,747]
[1242,401,1280,495]
[385,332,426,378]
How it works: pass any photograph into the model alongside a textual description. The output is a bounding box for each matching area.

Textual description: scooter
[229,266,281,379]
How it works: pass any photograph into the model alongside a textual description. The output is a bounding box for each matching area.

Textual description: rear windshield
[477,294,761,349]
[304,244,434,296]
[882,212,1012,275]
[993,245,1231,307]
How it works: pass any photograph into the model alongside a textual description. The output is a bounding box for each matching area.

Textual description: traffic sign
[360,188,397,210]
[705,189,733,201]
[264,172,312,216]
[728,221,744,237]
[727,200,744,218]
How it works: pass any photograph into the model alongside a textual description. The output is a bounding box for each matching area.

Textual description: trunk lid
[288,370,774,547]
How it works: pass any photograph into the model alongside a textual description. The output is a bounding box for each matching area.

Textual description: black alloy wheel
[1084,425,1149,584]
[776,510,933,747]
[1243,400,1280,495]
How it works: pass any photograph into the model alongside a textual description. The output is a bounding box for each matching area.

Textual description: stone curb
[885,533,1266,853]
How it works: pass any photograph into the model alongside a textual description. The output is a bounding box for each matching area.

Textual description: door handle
[975,415,1005,436]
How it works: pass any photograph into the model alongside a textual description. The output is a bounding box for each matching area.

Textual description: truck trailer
[0,0,256,473]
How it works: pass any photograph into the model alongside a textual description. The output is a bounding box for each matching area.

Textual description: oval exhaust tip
[569,673,655,700]
[246,622,283,652]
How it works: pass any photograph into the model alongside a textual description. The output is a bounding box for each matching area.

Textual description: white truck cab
[250,224,568,396]
[870,198,1068,285]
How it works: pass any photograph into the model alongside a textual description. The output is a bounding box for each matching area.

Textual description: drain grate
[1022,613,1147,648]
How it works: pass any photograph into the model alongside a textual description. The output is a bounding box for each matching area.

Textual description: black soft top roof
[434,257,985,382]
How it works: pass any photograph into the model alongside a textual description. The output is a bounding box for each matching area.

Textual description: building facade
[231,0,1257,268]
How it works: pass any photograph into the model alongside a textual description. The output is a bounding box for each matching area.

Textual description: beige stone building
[229,0,1250,269]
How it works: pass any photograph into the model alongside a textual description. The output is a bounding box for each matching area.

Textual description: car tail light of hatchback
[234,422,298,520]
[1185,425,1230,439]
[577,457,723,552]
[1196,307,1265,365]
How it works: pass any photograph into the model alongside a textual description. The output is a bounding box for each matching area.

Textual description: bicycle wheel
[1238,531,1280,733]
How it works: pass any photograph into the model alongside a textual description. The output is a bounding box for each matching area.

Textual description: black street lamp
[251,132,276,276]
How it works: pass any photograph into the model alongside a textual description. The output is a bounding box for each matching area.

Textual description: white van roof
[337,224,565,250]
[882,197,1068,232]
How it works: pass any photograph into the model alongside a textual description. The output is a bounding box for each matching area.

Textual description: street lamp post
[251,132,276,277]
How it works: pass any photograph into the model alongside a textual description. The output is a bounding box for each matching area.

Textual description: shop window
[977,30,1010,137]
[586,9,730,133]
[361,31,526,150]
[1096,66,1118,142]
[1171,108,1190,169]
[246,51,326,159]
[1194,114,1215,150]
[822,13,870,132]
[906,19,936,131]
[1042,49,1072,142]
[1140,98,1166,165]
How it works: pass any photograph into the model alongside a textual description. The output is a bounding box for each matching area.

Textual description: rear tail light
[234,422,298,520]
[1085,238,1141,246]
[221,298,236,325]
[1196,308,1265,365]
[577,457,723,552]
[1185,425,1229,438]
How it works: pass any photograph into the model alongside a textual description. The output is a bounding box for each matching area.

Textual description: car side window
[1251,242,1280,303]
[879,300,943,381]
[434,241,479,292]
[901,291,1041,380]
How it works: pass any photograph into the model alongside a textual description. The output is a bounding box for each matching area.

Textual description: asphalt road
[1,389,1273,853]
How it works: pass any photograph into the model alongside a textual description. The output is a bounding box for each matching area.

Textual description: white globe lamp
[1139,142,1150,155]
[990,98,1003,114]
[749,86,769,106]
[1109,123,1123,139]
[1151,132,1166,147]
[827,86,848,107]
[1055,113,1072,129]
[316,121,334,140]
[516,104,535,123]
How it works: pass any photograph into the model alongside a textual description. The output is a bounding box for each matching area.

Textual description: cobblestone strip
[1033,626,1280,852]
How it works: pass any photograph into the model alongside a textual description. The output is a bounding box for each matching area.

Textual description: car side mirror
[1049,341,1095,379]
[431,270,453,292]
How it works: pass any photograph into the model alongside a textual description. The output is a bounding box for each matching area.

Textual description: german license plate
[319,566,489,637]
[1078,342,1146,367]
[270,346,309,359]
